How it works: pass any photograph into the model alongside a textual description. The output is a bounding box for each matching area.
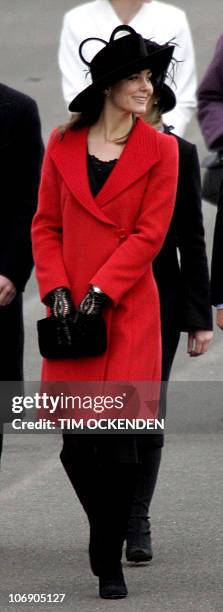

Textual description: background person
[126,76,213,563]
[58,0,197,136]
[197,34,223,153]
[0,84,43,461]
[197,35,223,205]
[211,179,223,329]
[32,27,178,599]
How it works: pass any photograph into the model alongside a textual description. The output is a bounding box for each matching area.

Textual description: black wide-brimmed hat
[69,25,175,112]
[144,39,176,114]
[157,83,176,114]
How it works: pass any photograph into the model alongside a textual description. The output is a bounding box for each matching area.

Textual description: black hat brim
[69,45,174,112]
[159,83,176,114]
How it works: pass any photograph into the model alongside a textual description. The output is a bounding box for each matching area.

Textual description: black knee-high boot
[96,461,138,567]
[60,435,96,516]
[126,441,162,562]
[60,435,100,574]
[95,459,138,598]
[60,435,138,585]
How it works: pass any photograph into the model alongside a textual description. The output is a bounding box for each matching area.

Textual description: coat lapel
[50,119,160,223]
[96,119,160,207]
[50,126,115,226]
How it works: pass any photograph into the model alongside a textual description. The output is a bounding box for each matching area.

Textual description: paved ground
[0,1,223,611]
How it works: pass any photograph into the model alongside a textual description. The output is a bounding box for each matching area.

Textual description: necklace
[104,117,136,144]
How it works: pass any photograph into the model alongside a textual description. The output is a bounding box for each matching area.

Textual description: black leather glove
[45,287,75,318]
[74,286,108,352]
[79,285,110,316]
[44,287,76,349]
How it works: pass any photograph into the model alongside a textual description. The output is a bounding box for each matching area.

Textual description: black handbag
[201,151,223,205]
[37,311,107,359]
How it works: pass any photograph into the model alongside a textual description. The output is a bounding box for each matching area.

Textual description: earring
[105,88,111,97]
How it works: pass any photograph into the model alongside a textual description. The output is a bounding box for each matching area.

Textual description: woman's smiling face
[107,69,154,114]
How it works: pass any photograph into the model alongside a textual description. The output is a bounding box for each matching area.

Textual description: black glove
[44,287,76,349]
[45,287,75,318]
[79,285,110,316]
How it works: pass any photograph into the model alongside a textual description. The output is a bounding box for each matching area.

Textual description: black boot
[96,459,138,598]
[99,564,127,599]
[126,515,153,562]
[126,443,162,562]
[60,435,102,575]
[60,435,96,516]
[60,435,138,583]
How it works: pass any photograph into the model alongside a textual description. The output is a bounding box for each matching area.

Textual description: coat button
[118,228,127,240]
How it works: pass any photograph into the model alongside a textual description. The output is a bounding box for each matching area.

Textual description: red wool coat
[32,118,178,383]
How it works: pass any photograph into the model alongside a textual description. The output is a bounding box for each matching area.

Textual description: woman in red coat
[32,26,178,599]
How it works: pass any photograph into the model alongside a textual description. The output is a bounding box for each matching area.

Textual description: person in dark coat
[126,80,213,563]
[0,84,43,459]
[211,179,223,329]
[197,34,223,152]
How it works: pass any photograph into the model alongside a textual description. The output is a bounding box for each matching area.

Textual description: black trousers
[128,313,181,526]
[150,312,181,449]
[0,293,24,460]
[0,293,24,379]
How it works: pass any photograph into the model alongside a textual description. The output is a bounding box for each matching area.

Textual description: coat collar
[50,118,160,226]
[0,83,14,108]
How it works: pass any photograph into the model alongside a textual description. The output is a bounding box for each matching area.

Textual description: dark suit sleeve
[0,98,44,291]
[211,180,223,305]
[176,143,213,330]
[197,35,223,150]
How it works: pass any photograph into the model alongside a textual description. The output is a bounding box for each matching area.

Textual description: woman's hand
[45,287,75,318]
[44,287,76,348]
[187,329,213,357]
[79,285,110,316]
[0,275,17,306]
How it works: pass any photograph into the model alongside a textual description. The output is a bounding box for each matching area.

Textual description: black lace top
[87,153,117,197]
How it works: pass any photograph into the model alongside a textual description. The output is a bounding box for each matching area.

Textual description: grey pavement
[0,1,223,611]
[1,432,223,612]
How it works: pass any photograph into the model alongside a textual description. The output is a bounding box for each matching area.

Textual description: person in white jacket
[58,0,197,136]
